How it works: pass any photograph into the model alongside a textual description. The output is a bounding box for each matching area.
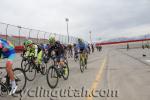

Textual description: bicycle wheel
[64,57,68,64]
[74,55,77,62]
[46,66,59,89]
[85,58,87,69]
[0,82,8,97]
[76,56,79,62]
[13,68,27,94]
[25,63,37,81]
[21,59,29,72]
[62,62,69,80]
[40,62,48,75]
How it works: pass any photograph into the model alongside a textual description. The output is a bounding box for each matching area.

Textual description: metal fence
[0,22,78,46]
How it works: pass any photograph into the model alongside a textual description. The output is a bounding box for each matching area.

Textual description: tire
[21,59,29,72]
[0,82,8,97]
[13,68,27,94]
[46,66,59,89]
[62,62,69,80]
[40,62,48,75]
[85,58,87,69]
[74,56,77,62]
[64,57,68,64]
[25,63,37,81]
[80,57,84,73]
[74,55,78,62]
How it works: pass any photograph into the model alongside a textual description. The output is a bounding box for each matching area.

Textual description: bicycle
[24,56,48,81]
[46,55,69,89]
[21,54,29,72]
[74,52,79,62]
[79,50,88,73]
[0,67,27,96]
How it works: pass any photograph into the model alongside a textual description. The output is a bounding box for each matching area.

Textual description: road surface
[1,46,150,100]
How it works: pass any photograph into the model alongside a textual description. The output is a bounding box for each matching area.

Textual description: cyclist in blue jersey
[76,38,88,53]
[0,38,17,95]
[76,38,88,65]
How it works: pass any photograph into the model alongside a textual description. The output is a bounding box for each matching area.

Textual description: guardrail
[0,21,78,46]
[96,38,150,46]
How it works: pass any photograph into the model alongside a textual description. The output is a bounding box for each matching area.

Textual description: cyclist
[76,38,88,64]
[91,44,94,53]
[0,38,17,95]
[48,37,64,62]
[73,43,78,60]
[47,37,67,74]
[38,43,49,63]
[62,44,67,58]
[67,44,73,58]
[24,40,43,72]
[88,43,91,54]
[22,40,29,56]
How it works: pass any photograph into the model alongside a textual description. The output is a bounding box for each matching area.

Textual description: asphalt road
[1,46,150,100]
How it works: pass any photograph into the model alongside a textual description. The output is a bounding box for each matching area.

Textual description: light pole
[65,18,69,44]
[18,26,21,45]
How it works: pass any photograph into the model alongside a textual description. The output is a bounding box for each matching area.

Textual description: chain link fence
[0,22,78,46]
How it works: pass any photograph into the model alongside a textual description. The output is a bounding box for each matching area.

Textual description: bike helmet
[48,37,55,44]
[78,38,82,43]
[26,40,33,46]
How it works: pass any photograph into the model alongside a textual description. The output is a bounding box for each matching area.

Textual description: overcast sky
[0,0,150,41]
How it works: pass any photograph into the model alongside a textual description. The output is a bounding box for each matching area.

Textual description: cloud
[0,0,150,41]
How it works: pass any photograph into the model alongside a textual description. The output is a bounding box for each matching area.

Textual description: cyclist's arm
[25,48,30,57]
[34,45,38,57]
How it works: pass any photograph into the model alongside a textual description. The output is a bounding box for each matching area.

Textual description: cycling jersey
[39,44,49,51]
[76,42,88,52]
[25,44,38,57]
[0,38,15,61]
[48,42,65,61]
[25,44,43,65]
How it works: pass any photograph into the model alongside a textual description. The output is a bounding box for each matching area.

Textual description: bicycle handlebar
[0,67,6,69]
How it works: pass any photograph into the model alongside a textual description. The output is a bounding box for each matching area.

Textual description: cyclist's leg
[80,49,84,64]
[80,53,82,60]
[6,53,17,94]
[83,52,85,62]
[59,54,65,66]
[6,53,15,80]
[84,50,88,65]
[55,55,60,66]
[62,54,68,75]
[81,49,85,62]
[84,49,88,59]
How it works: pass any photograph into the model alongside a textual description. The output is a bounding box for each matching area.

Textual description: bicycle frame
[0,67,11,91]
